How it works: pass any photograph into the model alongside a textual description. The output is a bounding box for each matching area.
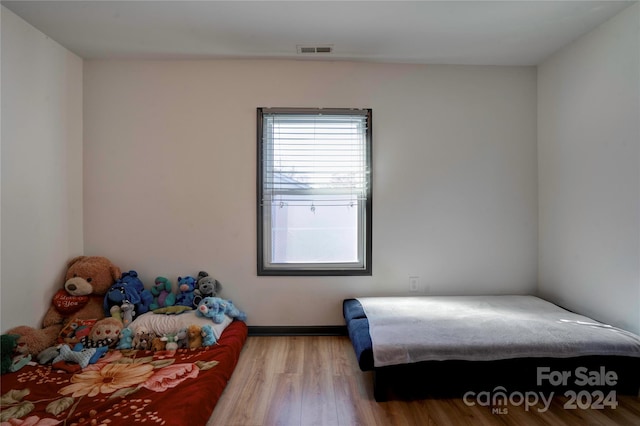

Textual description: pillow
[128,310,233,340]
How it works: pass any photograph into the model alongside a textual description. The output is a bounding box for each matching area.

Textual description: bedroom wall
[0,7,83,331]
[84,60,538,326]
[0,7,3,330]
[538,3,640,334]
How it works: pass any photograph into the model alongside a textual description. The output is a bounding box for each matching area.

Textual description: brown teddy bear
[6,256,121,356]
[187,324,203,349]
[150,337,167,352]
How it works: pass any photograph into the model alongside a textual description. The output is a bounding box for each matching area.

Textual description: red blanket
[1,320,247,426]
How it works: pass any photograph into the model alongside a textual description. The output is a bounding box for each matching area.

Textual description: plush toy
[80,317,122,349]
[53,345,107,369]
[104,281,138,317]
[1,335,31,374]
[193,271,222,308]
[201,325,216,347]
[161,333,179,351]
[6,256,121,355]
[110,305,123,323]
[195,297,225,323]
[175,276,197,307]
[88,345,109,364]
[46,256,121,327]
[149,277,176,310]
[187,325,202,349]
[37,345,62,364]
[3,325,60,358]
[56,344,95,367]
[132,328,156,351]
[119,270,153,314]
[176,327,189,349]
[196,297,247,324]
[9,353,31,373]
[104,270,153,319]
[150,337,167,352]
[58,318,96,346]
[152,306,192,315]
[116,328,134,350]
[1,334,20,374]
[119,301,135,327]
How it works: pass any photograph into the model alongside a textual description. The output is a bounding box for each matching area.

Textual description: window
[257,108,372,275]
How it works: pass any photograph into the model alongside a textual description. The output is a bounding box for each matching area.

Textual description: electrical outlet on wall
[409,276,420,292]
[409,276,430,293]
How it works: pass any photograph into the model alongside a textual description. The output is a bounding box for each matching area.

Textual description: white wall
[84,60,538,325]
[538,3,640,333]
[0,7,83,331]
[0,7,3,329]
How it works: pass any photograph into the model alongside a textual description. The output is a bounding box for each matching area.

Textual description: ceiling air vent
[297,45,333,54]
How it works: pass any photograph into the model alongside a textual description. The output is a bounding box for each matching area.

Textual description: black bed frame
[371,355,640,402]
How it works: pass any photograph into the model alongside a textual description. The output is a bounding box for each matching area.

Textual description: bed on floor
[0,314,247,425]
[343,295,640,401]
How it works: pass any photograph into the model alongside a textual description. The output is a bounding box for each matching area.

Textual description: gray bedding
[356,295,640,367]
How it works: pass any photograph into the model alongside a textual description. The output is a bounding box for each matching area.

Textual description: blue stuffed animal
[201,325,217,346]
[116,327,134,350]
[196,297,247,324]
[103,270,152,317]
[120,270,153,314]
[104,281,140,317]
[175,276,197,307]
[59,344,108,368]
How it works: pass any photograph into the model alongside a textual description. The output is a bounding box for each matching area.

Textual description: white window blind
[261,109,370,208]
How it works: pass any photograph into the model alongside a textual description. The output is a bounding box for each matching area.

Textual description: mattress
[0,319,248,425]
[357,295,640,366]
[343,296,640,399]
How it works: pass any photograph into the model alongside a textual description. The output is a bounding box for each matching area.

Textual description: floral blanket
[0,320,247,426]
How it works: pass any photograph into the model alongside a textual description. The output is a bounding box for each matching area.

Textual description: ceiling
[1,1,635,66]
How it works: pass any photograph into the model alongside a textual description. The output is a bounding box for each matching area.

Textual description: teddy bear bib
[52,289,90,315]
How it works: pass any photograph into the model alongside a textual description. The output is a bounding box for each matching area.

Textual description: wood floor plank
[211,336,640,426]
[300,336,339,426]
[260,336,304,375]
[281,336,305,374]
[210,337,275,426]
[334,374,375,426]
[329,336,358,377]
[424,398,502,426]
[263,373,303,426]
[207,338,255,424]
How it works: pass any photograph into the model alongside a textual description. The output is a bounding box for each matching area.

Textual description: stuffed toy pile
[3,263,247,362]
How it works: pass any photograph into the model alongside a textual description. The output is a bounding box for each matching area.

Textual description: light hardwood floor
[210,336,640,426]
